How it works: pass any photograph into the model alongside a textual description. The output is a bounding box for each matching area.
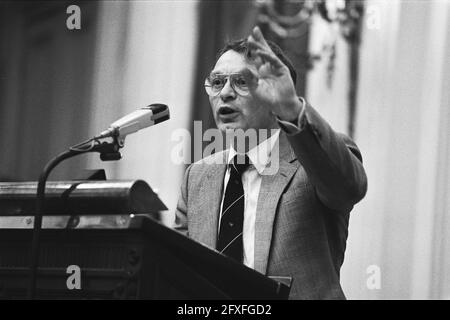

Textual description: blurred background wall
[0,0,448,299]
[307,0,450,300]
[85,1,198,226]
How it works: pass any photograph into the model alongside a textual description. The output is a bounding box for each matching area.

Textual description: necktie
[217,154,250,262]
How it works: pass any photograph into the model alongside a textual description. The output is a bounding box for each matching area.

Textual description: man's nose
[219,79,236,101]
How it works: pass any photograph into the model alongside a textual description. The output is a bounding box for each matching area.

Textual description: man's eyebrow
[209,67,253,76]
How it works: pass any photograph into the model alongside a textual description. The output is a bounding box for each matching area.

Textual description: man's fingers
[241,68,259,88]
[247,36,265,52]
[254,49,284,69]
[247,35,266,64]
[252,26,269,48]
[248,36,279,68]
[248,26,270,51]
[248,26,284,69]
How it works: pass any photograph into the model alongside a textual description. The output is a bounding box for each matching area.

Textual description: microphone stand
[28,136,122,299]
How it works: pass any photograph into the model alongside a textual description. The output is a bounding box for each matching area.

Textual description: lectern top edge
[0,180,167,216]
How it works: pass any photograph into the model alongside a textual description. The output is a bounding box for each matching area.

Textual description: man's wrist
[275,97,308,135]
[278,97,305,125]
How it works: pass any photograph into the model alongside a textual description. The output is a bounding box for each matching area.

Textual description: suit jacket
[175,101,367,299]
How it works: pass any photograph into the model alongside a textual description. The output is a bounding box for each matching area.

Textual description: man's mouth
[218,106,238,116]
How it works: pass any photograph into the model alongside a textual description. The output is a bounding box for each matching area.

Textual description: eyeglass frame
[204,72,252,97]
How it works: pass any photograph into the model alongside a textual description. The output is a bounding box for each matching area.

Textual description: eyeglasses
[204,73,250,97]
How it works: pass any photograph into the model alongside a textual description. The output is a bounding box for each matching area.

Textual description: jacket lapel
[254,133,299,274]
[192,153,227,249]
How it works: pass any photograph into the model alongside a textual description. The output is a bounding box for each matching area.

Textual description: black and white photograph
[0,0,449,304]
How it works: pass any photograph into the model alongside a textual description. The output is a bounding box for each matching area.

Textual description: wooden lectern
[0,180,291,299]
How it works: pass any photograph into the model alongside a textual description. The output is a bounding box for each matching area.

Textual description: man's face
[208,50,276,132]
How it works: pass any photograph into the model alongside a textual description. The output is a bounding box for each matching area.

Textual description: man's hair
[217,38,297,85]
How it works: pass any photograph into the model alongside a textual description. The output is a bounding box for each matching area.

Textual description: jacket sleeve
[173,164,193,236]
[277,98,368,212]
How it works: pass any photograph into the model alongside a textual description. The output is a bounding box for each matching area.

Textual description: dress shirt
[218,129,281,269]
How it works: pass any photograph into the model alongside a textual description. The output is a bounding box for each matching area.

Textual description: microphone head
[147,103,168,114]
[146,103,170,123]
[94,104,170,140]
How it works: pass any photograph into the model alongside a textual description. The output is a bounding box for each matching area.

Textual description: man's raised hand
[246,26,302,122]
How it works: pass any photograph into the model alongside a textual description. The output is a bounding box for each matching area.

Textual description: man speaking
[175,26,367,299]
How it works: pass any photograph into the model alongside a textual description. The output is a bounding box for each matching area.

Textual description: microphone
[95,104,169,139]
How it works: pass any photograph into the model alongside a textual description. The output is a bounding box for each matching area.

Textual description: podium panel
[0,216,290,299]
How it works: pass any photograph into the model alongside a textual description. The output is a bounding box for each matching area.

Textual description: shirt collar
[227,129,280,175]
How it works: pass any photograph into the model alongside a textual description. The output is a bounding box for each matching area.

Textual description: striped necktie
[217,154,250,262]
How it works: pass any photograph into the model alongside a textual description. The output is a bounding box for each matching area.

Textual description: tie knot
[231,154,250,175]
